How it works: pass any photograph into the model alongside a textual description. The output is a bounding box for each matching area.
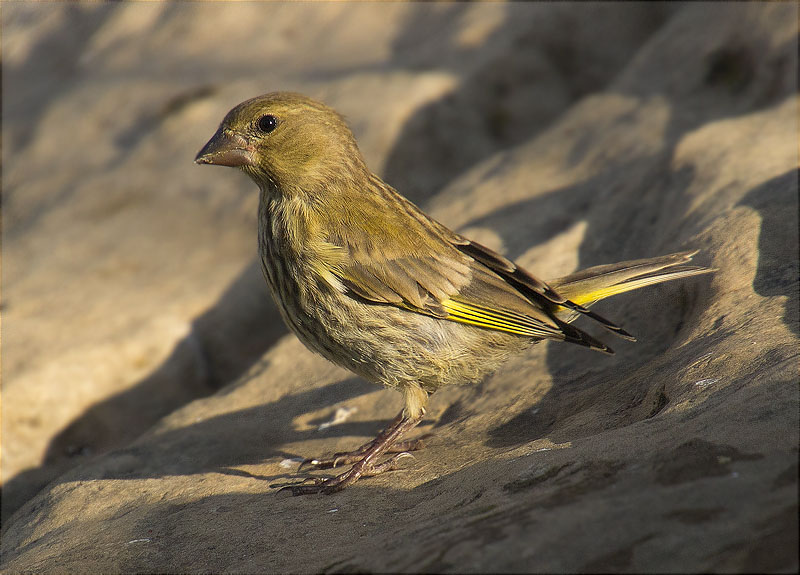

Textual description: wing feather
[329,232,611,351]
[323,180,613,353]
[453,237,633,339]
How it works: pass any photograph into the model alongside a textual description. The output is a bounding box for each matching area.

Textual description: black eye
[257,114,277,133]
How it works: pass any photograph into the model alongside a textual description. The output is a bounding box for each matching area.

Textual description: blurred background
[2,3,797,570]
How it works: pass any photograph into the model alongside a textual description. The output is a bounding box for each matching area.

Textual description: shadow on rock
[2,261,287,522]
[381,3,674,205]
[76,376,380,483]
[4,4,117,154]
[473,159,712,448]
[480,23,798,447]
[738,169,799,336]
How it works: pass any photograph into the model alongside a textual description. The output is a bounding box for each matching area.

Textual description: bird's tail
[548,250,713,328]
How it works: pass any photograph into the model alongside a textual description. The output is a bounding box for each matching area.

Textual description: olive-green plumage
[196,92,711,494]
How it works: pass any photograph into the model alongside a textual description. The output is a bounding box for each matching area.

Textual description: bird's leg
[302,411,430,470]
[283,410,424,495]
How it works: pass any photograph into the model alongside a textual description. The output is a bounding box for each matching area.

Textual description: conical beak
[195,128,254,167]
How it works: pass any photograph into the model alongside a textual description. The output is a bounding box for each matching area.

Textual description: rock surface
[2,3,797,572]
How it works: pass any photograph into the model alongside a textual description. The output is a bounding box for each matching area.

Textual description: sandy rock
[2,2,797,573]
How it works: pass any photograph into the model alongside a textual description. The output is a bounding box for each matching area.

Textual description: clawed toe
[278,480,327,496]
[300,431,433,471]
[300,452,364,471]
[272,476,325,496]
[362,452,416,477]
[279,454,415,496]
[278,411,427,495]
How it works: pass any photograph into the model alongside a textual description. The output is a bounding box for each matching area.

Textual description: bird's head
[195,92,367,193]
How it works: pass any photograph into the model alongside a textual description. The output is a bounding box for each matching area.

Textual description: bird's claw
[275,452,417,496]
[299,453,359,471]
[274,476,327,496]
[299,433,433,471]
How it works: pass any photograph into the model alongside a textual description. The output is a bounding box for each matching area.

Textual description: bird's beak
[195,128,254,167]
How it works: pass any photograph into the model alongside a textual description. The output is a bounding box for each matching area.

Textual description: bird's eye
[257,114,278,133]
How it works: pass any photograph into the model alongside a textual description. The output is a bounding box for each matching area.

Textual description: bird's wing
[451,237,634,341]
[326,229,613,352]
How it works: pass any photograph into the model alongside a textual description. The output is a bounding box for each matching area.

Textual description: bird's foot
[278,452,416,495]
[300,433,432,470]
[277,409,425,495]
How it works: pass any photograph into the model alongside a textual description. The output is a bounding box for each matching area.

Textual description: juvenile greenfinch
[196,92,710,495]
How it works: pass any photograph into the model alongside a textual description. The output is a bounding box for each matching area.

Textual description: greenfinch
[196,92,710,495]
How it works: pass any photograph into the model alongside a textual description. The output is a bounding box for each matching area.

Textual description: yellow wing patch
[441,299,560,339]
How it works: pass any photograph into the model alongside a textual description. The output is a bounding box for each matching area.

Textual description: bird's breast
[258,195,310,298]
[257,193,347,352]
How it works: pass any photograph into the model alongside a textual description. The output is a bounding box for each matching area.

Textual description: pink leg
[281,410,425,495]
[301,411,431,470]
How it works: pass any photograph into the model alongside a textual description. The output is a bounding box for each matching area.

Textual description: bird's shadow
[74,375,387,484]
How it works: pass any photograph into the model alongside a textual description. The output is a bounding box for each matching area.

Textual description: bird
[195,92,711,495]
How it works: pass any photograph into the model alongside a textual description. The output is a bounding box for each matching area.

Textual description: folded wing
[328,223,615,353]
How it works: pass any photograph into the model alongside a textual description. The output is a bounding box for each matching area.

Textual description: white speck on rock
[318,406,358,431]
[279,457,305,469]
[694,378,720,388]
